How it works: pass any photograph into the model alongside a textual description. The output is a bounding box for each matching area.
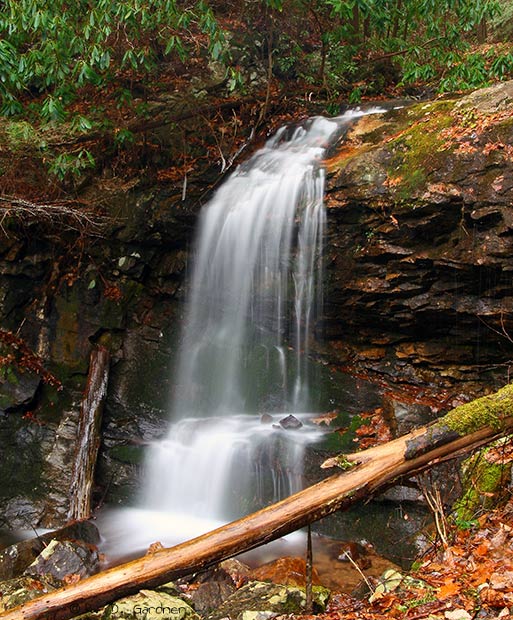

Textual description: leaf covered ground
[285,500,513,620]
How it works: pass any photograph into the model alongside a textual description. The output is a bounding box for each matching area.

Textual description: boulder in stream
[24,538,100,582]
[277,415,303,430]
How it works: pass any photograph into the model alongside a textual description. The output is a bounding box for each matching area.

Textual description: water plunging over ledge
[98,109,385,559]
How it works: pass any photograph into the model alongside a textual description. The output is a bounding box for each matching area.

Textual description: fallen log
[3,383,513,620]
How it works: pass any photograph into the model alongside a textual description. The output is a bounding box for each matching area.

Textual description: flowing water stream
[99,109,385,559]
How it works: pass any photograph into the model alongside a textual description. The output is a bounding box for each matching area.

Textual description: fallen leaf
[63,573,82,585]
[489,571,513,591]
[474,542,490,557]
[489,527,508,550]
[438,579,461,599]
[444,609,471,620]
[311,412,339,426]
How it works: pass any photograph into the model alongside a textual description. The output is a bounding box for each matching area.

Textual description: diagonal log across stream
[3,383,513,620]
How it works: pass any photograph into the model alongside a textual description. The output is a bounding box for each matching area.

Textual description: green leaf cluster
[0,0,226,118]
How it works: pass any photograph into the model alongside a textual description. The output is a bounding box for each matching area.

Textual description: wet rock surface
[185,563,240,613]
[249,556,321,587]
[277,415,303,430]
[24,538,100,582]
[324,83,513,391]
[191,580,237,614]
[0,370,40,415]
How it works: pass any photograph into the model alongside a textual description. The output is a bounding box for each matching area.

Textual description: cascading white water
[142,415,320,520]
[171,117,337,419]
[140,116,339,523]
[98,109,385,557]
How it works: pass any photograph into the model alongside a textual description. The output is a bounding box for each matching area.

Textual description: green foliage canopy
[0,0,225,119]
[261,0,506,96]
[0,0,511,122]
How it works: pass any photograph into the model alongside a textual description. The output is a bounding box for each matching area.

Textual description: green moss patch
[454,439,513,521]
[442,383,513,436]
[386,101,456,200]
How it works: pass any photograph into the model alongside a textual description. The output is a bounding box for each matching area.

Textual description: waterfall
[140,116,339,521]
[171,116,338,419]
[98,109,384,557]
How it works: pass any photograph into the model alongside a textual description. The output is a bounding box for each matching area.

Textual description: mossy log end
[443,383,513,435]
[404,383,513,460]
[3,384,513,620]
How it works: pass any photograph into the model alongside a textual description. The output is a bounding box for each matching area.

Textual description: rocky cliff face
[0,184,197,526]
[1,81,512,527]
[324,83,513,396]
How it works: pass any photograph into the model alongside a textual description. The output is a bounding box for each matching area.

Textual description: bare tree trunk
[477,17,488,43]
[68,346,110,521]
[392,0,402,39]
[3,384,513,620]
[351,5,360,42]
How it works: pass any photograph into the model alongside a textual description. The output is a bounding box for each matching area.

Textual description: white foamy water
[142,414,324,519]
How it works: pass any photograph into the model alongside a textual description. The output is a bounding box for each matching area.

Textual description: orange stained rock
[249,556,322,588]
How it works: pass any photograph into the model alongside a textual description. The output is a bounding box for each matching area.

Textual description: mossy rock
[454,80,513,114]
[0,575,56,611]
[102,590,198,620]
[442,383,513,436]
[454,437,513,521]
[208,580,330,620]
[108,444,146,465]
[155,581,183,597]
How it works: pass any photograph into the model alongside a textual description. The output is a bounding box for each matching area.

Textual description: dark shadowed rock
[0,520,99,581]
[0,370,40,415]
[191,581,236,613]
[24,538,100,582]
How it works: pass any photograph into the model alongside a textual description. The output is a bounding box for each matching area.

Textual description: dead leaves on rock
[440,108,513,154]
[352,408,392,450]
[410,508,513,616]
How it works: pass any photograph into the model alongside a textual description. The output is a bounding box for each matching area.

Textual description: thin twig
[419,476,449,548]
[305,525,313,613]
[344,548,375,594]
[478,312,513,345]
